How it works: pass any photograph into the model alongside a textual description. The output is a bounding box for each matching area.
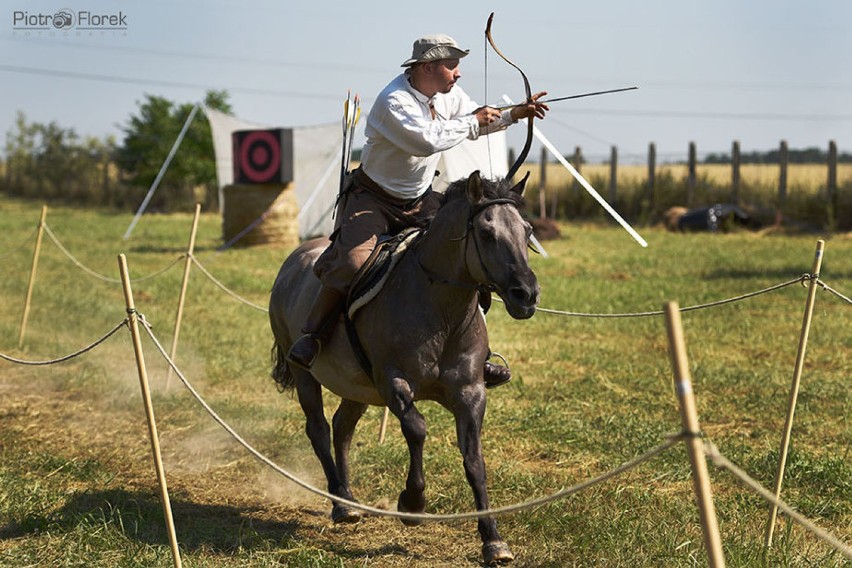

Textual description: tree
[2,111,122,204]
[115,90,232,211]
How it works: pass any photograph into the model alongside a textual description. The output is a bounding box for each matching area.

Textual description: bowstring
[483,29,494,180]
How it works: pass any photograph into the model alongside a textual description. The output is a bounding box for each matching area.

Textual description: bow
[485,11,533,180]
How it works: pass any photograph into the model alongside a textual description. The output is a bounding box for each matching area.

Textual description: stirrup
[286,333,322,371]
[484,352,511,389]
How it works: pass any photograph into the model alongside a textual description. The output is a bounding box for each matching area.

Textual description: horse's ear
[511,171,531,196]
[466,170,484,204]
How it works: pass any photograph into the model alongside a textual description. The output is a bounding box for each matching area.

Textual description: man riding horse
[286,34,548,383]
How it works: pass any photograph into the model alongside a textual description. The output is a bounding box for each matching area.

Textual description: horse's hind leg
[386,376,427,526]
[330,398,368,523]
[452,387,514,565]
[293,369,359,523]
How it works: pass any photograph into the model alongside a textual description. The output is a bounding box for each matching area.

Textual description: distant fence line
[531,139,849,230]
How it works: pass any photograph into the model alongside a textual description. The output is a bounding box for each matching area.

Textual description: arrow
[493,86,638,111]
[502,94,648,248]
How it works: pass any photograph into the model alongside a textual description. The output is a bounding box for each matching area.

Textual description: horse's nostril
[509,287,530,304]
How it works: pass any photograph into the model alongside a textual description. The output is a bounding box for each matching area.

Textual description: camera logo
[52,10,74,29]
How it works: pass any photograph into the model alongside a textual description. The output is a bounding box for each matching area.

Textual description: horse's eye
[479,225,497,241]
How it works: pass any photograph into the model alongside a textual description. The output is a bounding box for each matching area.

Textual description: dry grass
[524,162,852,191]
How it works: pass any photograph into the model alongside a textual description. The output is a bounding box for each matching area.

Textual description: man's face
[429,58,461,93]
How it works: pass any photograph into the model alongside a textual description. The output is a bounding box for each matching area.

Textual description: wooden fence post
[18,205,47,348]
[166,203,202,389]
[688,142,697,206]
[647,142,656,209]
[664,302,726,568]
[827,140,837,227]
[539,147,547,220]
[572,146,583,200]
[764,240,825,550]
[609,145,618,205]
[731,140,740,204]
[118,254,183,568]
[778,140,788,206]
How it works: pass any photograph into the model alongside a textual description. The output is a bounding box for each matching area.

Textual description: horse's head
[456,170,540,319]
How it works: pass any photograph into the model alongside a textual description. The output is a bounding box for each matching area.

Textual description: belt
[353,167,431,211]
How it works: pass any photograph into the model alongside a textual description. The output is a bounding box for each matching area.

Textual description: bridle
[418,197,523,301]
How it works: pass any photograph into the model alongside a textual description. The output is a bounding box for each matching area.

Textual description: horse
[268,170,539,565]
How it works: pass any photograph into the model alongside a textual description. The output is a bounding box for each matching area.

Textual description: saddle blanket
[347,227,421,319]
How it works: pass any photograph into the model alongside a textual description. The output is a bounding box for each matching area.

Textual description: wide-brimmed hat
[401,34,470,67]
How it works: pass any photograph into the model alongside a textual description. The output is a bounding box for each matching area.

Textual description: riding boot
[483,351,511,389]
[286,286,345,370]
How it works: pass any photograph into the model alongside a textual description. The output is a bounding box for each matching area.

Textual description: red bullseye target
[238,130,281,183]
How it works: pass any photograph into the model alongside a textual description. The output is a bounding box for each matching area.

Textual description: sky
[2,0,851,164]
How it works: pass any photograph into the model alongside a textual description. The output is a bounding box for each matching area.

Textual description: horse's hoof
[331,503,362,524]
[397,493,425,527]
[482,541,514,565]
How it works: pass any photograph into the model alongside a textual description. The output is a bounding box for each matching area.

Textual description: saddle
[343,227,422,376]
[346,227,421,318]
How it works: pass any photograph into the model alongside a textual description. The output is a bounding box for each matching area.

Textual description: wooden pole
[764,239,825,549]
[778,140,788,205]
[166,203,202,389]
[827,140,837,228]
[664,302,726,568]
[539,147,547,220]
[731,140,740,204]
[687,142,697,207]
[118,254,183,568]
[609,145,618,206]
[18,205,47,348]
[378,407,390,444]
[647,143,656,210]
[572,146,582,200]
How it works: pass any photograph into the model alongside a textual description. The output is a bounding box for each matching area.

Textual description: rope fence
[2,206,850,564]
[704,442,852,560]
[0,225,38,261]
[11,207,850,329]
[43,223,185,284]
[140,312,682,521]
[534,274,813,318]
[1,305,849,562]
[817,279,852,305]
[0,317,128,365]
[188,255,269,312]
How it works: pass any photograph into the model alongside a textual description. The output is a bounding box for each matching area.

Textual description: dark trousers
[313,168,442,293]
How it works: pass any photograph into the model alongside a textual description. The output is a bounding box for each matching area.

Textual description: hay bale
[663,206,688,232]
[222,183,299,247]
[530,217,561,240]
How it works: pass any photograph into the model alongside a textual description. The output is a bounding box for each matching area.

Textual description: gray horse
[268,170,539,565]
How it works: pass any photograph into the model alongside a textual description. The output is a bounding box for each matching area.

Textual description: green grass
[0,196,850,567]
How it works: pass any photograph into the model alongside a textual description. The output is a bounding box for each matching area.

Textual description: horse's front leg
[453,384,514,565]
[386,375,427,526]
[330,398,368,523]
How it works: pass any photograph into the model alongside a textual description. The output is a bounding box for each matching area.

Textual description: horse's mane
[441,175,526,210]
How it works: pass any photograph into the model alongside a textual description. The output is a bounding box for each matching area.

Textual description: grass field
[0,196,850,567]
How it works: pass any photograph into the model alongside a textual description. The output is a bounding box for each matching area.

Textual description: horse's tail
[270,342,295,392]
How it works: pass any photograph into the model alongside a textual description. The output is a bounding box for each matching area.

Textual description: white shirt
[360,73,516,200]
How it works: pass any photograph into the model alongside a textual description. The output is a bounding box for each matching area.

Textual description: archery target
[232,129,293,184]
